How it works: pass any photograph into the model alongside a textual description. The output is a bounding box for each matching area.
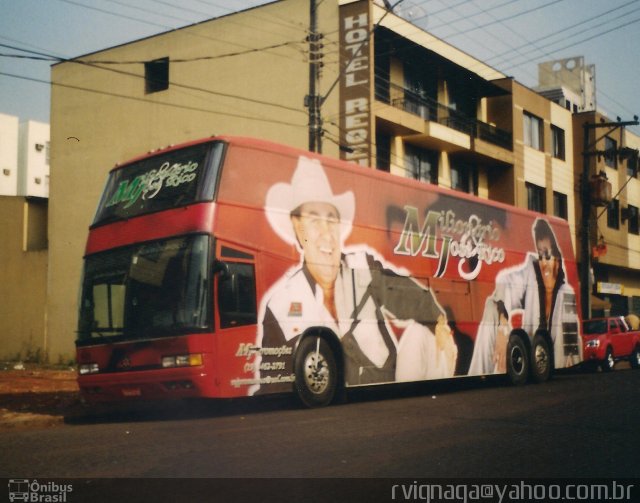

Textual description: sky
[1,0,639,133]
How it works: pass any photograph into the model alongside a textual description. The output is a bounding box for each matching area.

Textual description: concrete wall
[0,197,48,362]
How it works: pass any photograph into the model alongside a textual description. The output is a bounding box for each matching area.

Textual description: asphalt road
[1,368,639,500]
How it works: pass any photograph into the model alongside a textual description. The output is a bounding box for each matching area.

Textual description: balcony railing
[376,82,512,151]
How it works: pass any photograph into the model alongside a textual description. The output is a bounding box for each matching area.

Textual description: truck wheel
[530,335,552,383]
[630,347,640,370]
[601,348,615,372]
[506,335,529,386]
[294,335,337,408]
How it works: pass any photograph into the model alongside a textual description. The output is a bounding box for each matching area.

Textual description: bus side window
[218,262,257,329]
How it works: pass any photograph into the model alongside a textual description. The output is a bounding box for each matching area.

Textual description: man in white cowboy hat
[254,156,457,393]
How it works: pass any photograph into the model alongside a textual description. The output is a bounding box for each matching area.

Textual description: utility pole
[306,0,323,153]
[580,123,594,321]
[580,118,638,320]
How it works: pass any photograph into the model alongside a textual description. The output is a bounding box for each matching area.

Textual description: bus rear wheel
[294,335,337,408]
[506,335,529,386]
[530,335,552,383]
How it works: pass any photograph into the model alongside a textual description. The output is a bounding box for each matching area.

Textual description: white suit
[469,253,580,375]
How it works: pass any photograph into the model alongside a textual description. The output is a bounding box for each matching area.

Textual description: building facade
[573,111,640,316]
[534,56,640,317]
[47,0,622,361]
[0,114,49,362]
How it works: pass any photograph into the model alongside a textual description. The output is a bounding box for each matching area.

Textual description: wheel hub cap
[304,352,329,394]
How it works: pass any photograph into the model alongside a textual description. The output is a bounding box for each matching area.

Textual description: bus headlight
[79,363,100,375]
[162,353,203,368]
[585,339,600,348]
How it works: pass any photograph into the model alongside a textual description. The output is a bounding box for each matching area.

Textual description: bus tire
[506,335,529,386]
[530,334,552,383]
[294,335,337,408]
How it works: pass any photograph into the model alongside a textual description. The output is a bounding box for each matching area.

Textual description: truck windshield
[77,235,211,344]
[583,319,607,335]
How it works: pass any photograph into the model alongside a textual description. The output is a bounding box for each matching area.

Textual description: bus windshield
[77,234,211,344]
[93,141,224,226]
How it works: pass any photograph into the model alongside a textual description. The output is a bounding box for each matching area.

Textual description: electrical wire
[52,0,306,65]
[0,42,308,117]
[0,70,307,130]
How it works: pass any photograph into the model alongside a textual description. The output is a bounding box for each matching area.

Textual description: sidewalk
[0,365,81,430]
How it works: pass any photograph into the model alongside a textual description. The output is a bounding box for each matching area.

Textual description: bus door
[214,241,258,396]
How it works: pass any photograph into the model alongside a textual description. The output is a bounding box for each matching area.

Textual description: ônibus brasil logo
[8,479,73,502]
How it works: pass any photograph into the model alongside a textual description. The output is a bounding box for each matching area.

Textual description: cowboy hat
[265,156,355,246]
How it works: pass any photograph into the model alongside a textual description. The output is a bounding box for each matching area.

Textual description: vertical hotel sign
[339,1,372,166]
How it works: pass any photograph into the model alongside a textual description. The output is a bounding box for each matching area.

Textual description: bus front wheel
[294,335,337,408]
[506,335,529,386]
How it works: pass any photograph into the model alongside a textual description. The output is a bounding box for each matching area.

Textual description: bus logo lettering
[106,161,199,209]
[393,205,505,280]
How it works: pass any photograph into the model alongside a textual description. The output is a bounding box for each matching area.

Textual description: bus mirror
[214,260,230,280]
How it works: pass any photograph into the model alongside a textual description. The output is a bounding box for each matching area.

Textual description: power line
[433,0,566,37]
[56,0,172,30]
[0,70,307,129]
[483,0,640,66]
[52,0,305,64]
[409,0,639,127]
[76,41,304,65]
[0,42,307,116]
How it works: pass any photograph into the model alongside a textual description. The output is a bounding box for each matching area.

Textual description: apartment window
[376,131,391,172]
[551,125,565,160]
[607,199,619,230]
[526,182,546,213]
[450,159,478,195]
[553,191,568,220]
[604,136,617,169]
[405,144,438,184]
[523,112,543,151]
[627,205,639,235]
[145,57,169,94]
[627,153,638,178]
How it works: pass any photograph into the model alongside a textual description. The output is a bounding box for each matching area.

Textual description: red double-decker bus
[76,136,582,407]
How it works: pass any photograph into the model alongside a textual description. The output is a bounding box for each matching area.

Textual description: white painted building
[0,113,19,196]
[18,120,50,198]
[0,114,50,198]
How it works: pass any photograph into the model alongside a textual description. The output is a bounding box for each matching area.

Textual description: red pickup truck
[582,316,640,371]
